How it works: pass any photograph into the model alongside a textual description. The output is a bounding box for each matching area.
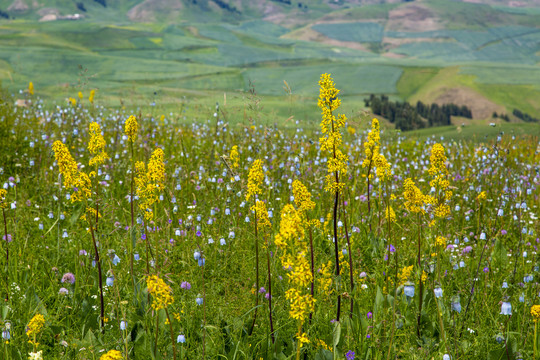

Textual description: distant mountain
[1,0,539,25]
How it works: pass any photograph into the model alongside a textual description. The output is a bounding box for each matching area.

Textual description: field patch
[243,64,402,96]
[311,22,384,43]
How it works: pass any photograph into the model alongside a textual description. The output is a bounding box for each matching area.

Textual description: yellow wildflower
[385,205,396,223]
[292,180,315,213]
[135,148,165,220]
[26,314,45,344]
[363,118,380,170]
[124,115,138,142]
[403,178,427,214]
[230,145,240,168]
[78,91,83,100]
[477,191,487,201]
[52,141,78,189]
[88,122,109,167]
[246,159,264,201]
[251,199,271,230]
[89,89,95,104]
[318,73,348,194]
[146,275,174,311]
[435,236,446,247]
[100,349,123,360]
[297,332,310,346]
[531,305,540,322]
[398,265,414,285]
[28,82,34,95]
[0,189,7,209]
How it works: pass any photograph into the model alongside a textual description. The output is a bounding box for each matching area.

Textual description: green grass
[396,67,440,100]
[311,22,385,43]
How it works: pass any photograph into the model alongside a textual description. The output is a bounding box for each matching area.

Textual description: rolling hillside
[0,0,539,124]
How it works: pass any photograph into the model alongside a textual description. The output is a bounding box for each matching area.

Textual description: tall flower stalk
[403,178,430,338]
[362,118,381,232]
[135,148,166,275]
[125,115,139,277]
[147,275,176,360]
[0,189,9,301]
[292,180,317,321]
[53,128,107,331]
[246,159,264,335]
[275,204,314,360]
[318,73,348,322]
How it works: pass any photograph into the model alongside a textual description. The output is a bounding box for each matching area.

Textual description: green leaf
[374,286,384,318]
[332,321,341,353]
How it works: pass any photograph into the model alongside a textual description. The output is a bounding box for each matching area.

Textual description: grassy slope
[0,0,540,128]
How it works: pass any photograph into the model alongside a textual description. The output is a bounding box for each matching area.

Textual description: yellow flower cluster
[100,349,123,360]
[318,73,348,194]
[89,89,95,104]
[230,145,240,169]
[316,338,331,351]
[292,180,315,213]
[398,265,414,285]
[52,141,92,204]
[52,141,78,189]
[275,204,305,250]
[0,189,7,209]
[297,332,310,345]
[318,260,333,293]
[251,199,271,231]
[246,159,264,201]
[363,118,380,169]
[403,178,429,214]
[88,122,109,167]
[28,82,34,95]
[147,275,174,311]
[124,115,138,143]
[26,314,45,343]
[477,191,487,201]
[428,144,452,219]
[385,205,396,223]
[435,236,446,247]
[375,152,392,181]
[275,203,314,337]
[531,305,540,322]
[135,148,165,220]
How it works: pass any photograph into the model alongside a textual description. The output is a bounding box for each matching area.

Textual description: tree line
[364,94,473,131]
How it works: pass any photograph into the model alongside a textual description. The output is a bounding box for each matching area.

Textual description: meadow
[0,73,538,360]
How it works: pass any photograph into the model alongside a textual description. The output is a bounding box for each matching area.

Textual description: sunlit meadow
[0,75,539,360]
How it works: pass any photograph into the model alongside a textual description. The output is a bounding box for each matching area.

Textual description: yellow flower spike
[403,178,426,214]
[78,91,83,100]
[318,73,348,195]
[246,159,264,201]
[385,205,396,223]
[135,148,165,220]
[88,122,109,167]
[363,118,381,169]
[146,275,174,311]
[0,189,7,209]
[229,145,240,169]
[89,89,95,104]
[28,82,34,95]
[531,305,540,322]
[251,200,271,230]
[26,314,45,345]
[124,115,139,142]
